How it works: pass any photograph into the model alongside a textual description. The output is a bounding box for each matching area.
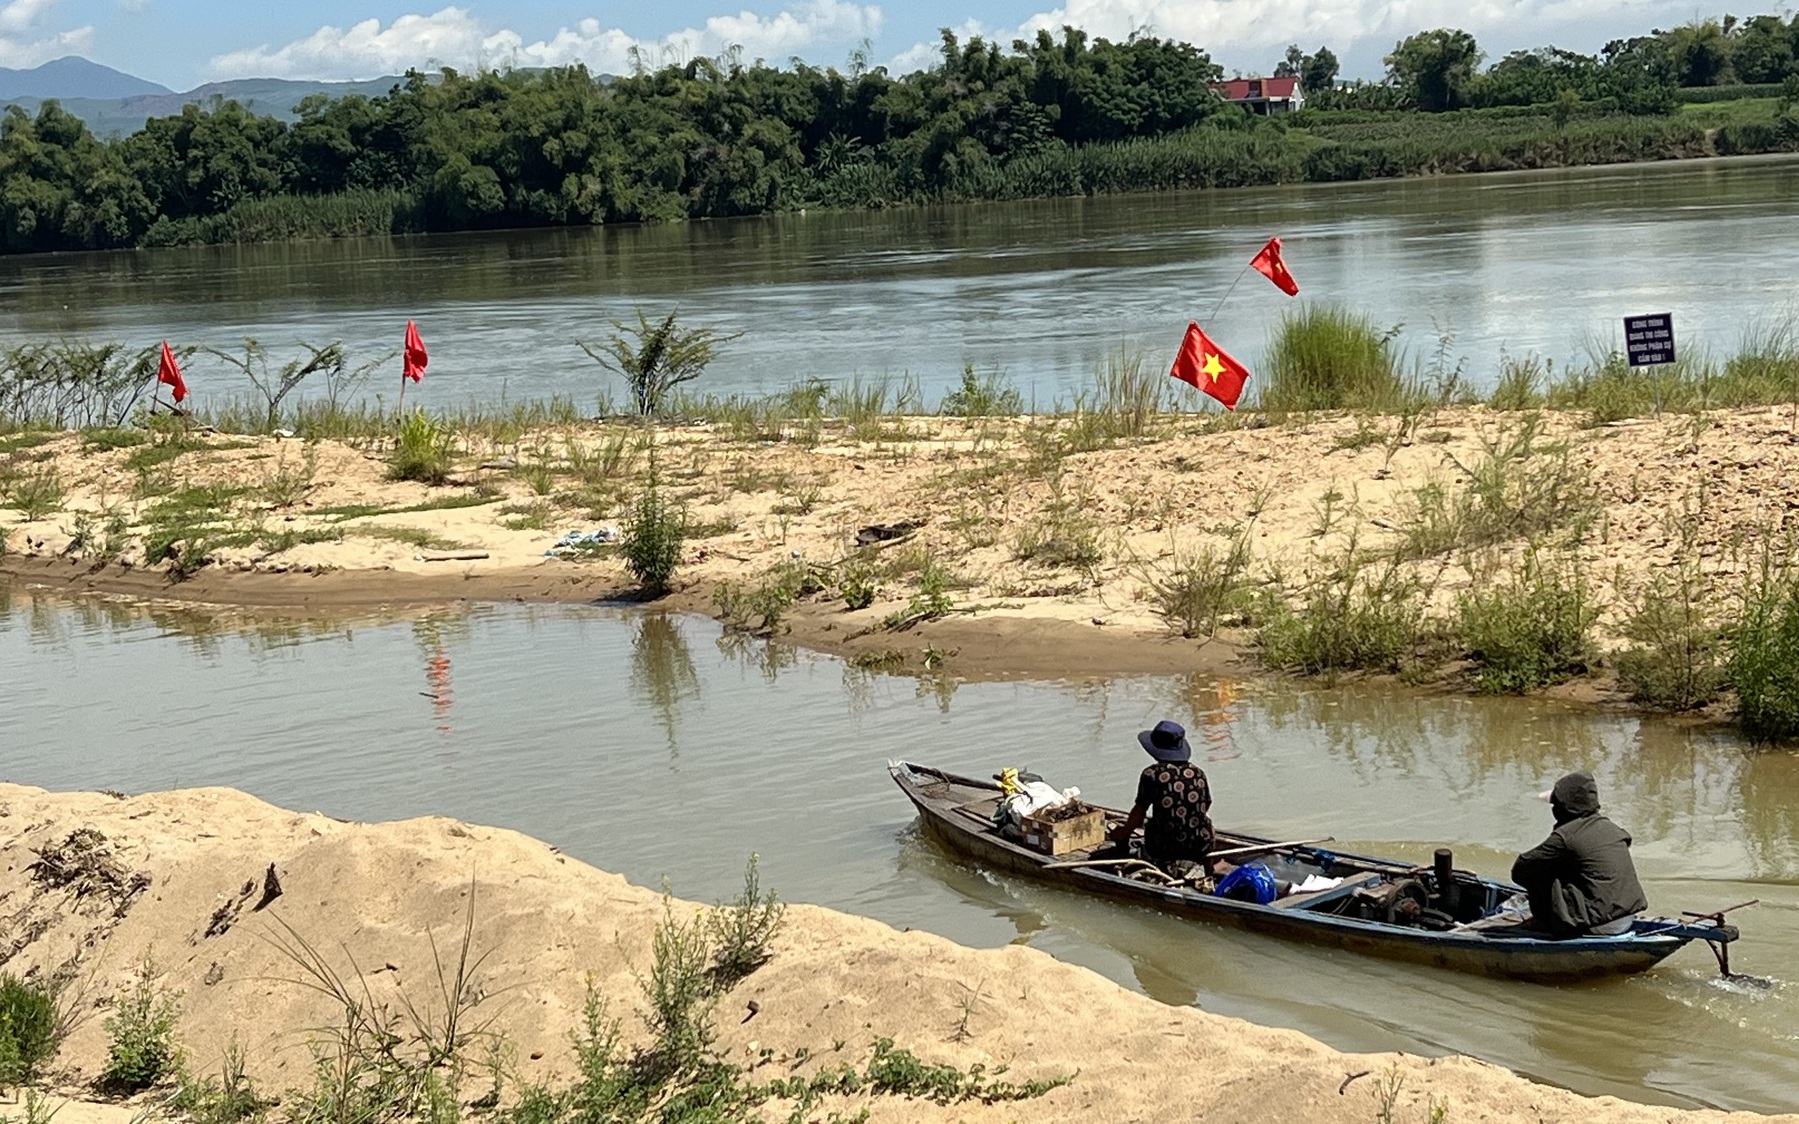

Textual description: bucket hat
[1137,719,1191,763]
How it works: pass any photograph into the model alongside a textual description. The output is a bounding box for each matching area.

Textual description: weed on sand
[1455,548,1598,694]
[1257,542,1442,676]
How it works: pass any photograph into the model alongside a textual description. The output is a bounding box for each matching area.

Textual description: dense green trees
[1386,29,1485,111]
[2,15,1798,255]
[0,27,1237,253]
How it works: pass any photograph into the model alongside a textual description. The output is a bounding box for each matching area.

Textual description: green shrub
[1728,558,1799,742]
[940,365,1022,417]
[1261,305,1407,413]
[1615,563,1725,711]
[621,479,686,597]
[578,309,738,417]
[641,896,715,1081]
[0,975,59,1086]
[837,564,877,610]
[1257,548,1439,675]
[100,961,182,1094]
[388,410,455,485]
[1455,549,1597,693]
[714,561,818,634]
[0,465,64,520]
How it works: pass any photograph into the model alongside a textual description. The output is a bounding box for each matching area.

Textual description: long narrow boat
[892,761,1744,982]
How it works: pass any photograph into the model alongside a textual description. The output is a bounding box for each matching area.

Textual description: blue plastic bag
[1215,862,1278,905]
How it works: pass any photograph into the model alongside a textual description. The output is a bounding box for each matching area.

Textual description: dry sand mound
[0,783,1788,1123]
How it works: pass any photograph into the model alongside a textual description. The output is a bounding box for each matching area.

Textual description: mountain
[114,75,410,120]
[0,56,171,101]
[1,64,412,135]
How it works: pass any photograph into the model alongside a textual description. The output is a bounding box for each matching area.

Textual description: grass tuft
[388,411,455,485]
[1261,305,1407,414]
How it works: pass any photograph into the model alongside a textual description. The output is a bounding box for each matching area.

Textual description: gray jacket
[1511,772,1648,936]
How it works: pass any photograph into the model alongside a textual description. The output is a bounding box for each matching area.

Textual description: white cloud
[889,0,1698,79]
[0,24,92,68]
[0,0,58,34]
[205,2,884,81]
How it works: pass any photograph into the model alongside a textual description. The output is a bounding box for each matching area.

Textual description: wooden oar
[1052,838,1332,869]
[1207,837,1333,861]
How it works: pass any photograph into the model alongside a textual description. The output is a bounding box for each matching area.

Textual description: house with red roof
[1209,76,1305,114]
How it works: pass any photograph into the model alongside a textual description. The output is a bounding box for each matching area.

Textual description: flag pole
[1205,261,1256,327]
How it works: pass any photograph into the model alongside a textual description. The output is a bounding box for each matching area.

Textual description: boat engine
[1351,877,1456,930]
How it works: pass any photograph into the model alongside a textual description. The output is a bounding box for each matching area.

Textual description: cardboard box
[1021,805,1105,856]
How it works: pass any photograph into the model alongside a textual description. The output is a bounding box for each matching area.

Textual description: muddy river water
[4,155,1799,408]
[3,590,1794,1113]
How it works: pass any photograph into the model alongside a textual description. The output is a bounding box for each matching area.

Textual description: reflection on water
[633,613,700,753]
[3,586,1797,1112]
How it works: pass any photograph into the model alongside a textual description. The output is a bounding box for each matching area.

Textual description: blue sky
[0,0,1738,92]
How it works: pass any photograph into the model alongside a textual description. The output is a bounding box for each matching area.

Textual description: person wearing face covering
[1511,771,1648,937]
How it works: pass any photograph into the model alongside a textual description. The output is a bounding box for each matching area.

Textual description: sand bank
[2,783,1791,1123]
[4,405,1797,688]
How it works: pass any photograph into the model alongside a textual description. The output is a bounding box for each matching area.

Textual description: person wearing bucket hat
[1107,720,1216,871]
[1511,771,1647,937]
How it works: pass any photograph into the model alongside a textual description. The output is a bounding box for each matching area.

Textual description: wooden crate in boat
[1021,805,1105,855]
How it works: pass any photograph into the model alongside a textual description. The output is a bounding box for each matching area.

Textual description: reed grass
[139,190,423,248]
[1260,305,1410,414]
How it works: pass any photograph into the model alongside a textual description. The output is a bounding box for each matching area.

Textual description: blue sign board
[1624,313,1675,367]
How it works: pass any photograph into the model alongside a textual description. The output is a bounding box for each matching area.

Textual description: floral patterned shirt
[1137,761,1214,863]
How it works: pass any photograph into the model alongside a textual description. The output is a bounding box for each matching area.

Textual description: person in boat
[1108,720,1215,873]
[1510,771,1647,937]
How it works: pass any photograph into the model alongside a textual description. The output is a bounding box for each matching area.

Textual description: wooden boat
[891,761,1745,983]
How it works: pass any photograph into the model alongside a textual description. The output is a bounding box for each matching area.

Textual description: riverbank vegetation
[5,15,1799,254]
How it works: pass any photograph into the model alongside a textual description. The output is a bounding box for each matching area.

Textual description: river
[3,589,1794,1114]
[4,155,1799,410]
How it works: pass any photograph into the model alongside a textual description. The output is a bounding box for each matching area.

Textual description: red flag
[403,320,428,383]
[156,341,187,403]
[1250,236,1299,297]
[1169,322,1251,410]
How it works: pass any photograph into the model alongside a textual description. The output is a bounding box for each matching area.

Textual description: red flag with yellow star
[1250,236,1299,296]
[1170,322,1250,409]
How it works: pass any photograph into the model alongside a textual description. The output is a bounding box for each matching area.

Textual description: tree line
[3,16,1798,256]
[1356,14,1799,112]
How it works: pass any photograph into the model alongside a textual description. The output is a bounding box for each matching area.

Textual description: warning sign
[1624,313,1675,368]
